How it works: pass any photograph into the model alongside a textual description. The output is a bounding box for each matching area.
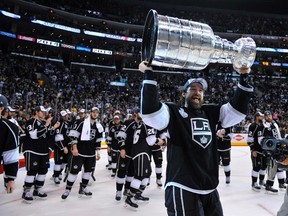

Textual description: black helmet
[0,94,8,107]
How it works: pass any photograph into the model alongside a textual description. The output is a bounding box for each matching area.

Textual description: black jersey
[118,119,138,157]
[131,121,158,159]
[164,103,221,192]
[107,122,123,150]
[69,118,103,157]
[55,120,70,150]
[106,118,123,133]
[150,129,167,152]
[217,127,232,151]
[141,71,252,194]
[263,120,281,139]
[45,117,58,151]
[0,118,19,180]
[24,118,52,155]
[247,122,264,152]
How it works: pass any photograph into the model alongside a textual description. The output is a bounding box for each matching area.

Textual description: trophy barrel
[141,9,256,70]
[142,9,216,70]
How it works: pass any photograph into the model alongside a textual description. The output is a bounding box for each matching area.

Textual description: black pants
[165,186,223,216]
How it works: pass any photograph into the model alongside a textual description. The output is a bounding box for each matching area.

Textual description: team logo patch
[90,129,96,140]
[191,118,212,148]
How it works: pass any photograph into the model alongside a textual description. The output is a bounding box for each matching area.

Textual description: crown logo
[200,136,208,144]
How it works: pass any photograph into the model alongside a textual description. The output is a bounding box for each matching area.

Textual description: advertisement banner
[231,133,248,146]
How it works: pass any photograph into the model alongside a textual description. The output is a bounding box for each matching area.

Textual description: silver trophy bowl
[141,9,256,70]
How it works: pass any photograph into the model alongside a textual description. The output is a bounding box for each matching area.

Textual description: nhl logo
[191,118,212,148]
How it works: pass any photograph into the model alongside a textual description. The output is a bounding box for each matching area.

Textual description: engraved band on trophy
[141,9,256,70]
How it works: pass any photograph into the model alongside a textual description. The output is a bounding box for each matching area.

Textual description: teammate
[107,114,123,177]
[124,113,162,208]
[247,111,266,191]
[150,129,167,187]
[53,110,70,184]
[114,110,140,201]
[263,110,286,194]
[105,110,122,170]
[139,60,253,215]
[7,106,25,134]
[78,109,87,120]
[22,105,60,203]
[61,107,103,199]
[0,94,19,193]
[216,125,233,184]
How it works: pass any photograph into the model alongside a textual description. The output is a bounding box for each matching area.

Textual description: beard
[186,96,203,110]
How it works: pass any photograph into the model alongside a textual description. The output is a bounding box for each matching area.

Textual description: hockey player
[106,114,123,177]
[124,113,162,208]
[114,110,139,201]
[22,105,60,203]
[247,111,266,191]
[7,106,25,134]
[139,60,253,215]
[216,125,233,184]
[150,129,167,187]
[61,107,103,199]
[104,110,122,171]
[263,111,286,194]
[53,110,70,184]
[78,109,87,120]
[0,94,19,193]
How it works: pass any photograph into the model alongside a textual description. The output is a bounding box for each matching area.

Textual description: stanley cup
[141,10,256,70]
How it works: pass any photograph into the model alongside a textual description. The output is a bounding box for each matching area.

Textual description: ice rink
[0,146,286,216]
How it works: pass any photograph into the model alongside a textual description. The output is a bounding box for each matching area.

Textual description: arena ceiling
[15,0,288,15]
[148,0,287,15]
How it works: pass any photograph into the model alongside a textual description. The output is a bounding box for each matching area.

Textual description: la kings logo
[90,129,96,140]
[191,118,212,148]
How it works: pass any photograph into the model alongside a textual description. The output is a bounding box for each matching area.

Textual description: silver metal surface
[142,10,256,70]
